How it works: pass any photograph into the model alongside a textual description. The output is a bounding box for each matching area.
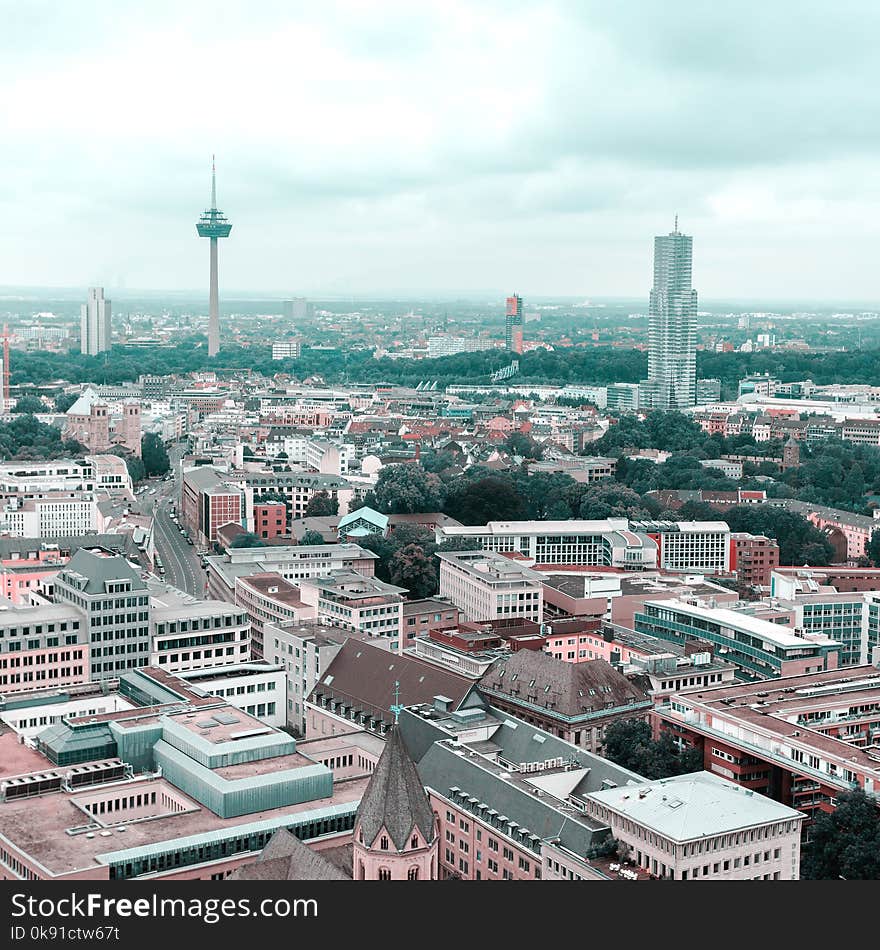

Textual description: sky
[1,0,879,301]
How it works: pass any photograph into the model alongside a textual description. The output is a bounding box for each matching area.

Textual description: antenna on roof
[673,213,679,234]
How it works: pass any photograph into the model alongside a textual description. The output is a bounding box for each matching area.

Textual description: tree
[443,475,527,524]
[602,719,703,779]
[867,529,880,567]
[0,415,85,461]
[304,490,339,517]
[801,788,880,879]
[230,532,268,549]
[389,543,439,599]
[141,433,170,476]
[11,395,46,414]
[724,504,835,565]
[300,530,327,546]
[125,454,146,484]
[54,392,79,413]
[369,462,444,514]
[504,431,544,460]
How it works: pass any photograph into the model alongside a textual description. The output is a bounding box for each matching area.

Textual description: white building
[0,497,100,538]
[148,582,251,674]
[584,772,804,880]
[297,572,406,651]
[438,550,544,623]
[262,620,390,733]
[272,340,302,360]
[175,662,286,728]
[0,689,134,739]
[81,287,112,356]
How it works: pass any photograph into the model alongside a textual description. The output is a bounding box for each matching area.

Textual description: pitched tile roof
[308,640,476,728]
[479,652,648,718]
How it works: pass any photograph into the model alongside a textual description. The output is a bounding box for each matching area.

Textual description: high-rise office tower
[282,298,314,322]
[505,294,523,353]
[196,156,233,357]
[80,287,112,356]
[640,219,697,410]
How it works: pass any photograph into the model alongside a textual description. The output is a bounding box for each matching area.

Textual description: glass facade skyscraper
[640,222,697,410]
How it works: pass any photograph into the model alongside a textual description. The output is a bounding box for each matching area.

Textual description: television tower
[1,324,10,410]
[196,156,232,357]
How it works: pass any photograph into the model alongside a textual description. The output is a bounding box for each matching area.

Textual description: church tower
[352,725,438,881]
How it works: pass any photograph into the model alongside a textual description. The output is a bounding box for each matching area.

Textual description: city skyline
[2,2,880,300]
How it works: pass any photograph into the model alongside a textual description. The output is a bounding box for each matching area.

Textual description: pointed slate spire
[356,727,436,851]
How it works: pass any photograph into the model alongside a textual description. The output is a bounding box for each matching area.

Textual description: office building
[584,772,803,880]
[505,294,523,354]
[655,665,880,823]
[477,650,652,753]
[438,550,543,623]
[272,341,302,360]
[634,598,840,681]
[80,287,112,356]
[640,220,697,410]
[53,549,151,682]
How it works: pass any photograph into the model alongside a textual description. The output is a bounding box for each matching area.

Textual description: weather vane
[390,680,403,723]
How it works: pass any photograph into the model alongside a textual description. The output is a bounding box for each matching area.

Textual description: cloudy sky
[1,0,879,300]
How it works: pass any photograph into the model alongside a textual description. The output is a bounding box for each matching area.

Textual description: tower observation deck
[196,157,232,357]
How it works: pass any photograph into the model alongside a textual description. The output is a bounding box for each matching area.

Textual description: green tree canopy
[141,433,170,476]
[801,788,880,880]
[299,529,327,546]
[389,542,439,600]
[602,719,703,779]
[304,490,339,517]
[12,395,47,414]
[53,391,79,413]
[367,462,444,514]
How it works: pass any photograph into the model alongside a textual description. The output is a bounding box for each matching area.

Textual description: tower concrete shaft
[209,238,219,356]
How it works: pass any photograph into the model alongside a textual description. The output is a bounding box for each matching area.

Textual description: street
[133,440,206,597]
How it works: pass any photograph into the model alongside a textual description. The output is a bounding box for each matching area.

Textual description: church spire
[355,726,436,851]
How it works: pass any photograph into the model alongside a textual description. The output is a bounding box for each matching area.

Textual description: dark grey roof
[416,741,605,858]
[356,727,437,851]
[0,535,135,561]
[229,829,349,881]
[308,640,477,728]
[58,548,146,594]
[479,652,648,719]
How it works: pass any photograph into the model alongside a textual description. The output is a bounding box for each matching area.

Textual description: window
[380,836,389,851]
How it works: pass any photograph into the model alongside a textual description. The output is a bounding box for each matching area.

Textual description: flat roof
[0,774,370,877]
[588,772,802,841]
[668,665,880,774]
[644,598,836,649]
